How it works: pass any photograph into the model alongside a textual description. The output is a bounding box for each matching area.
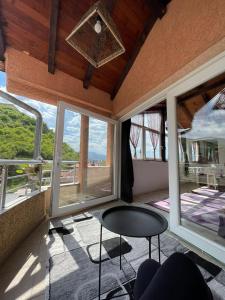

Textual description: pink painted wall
[113,0,225,117]
[133,160,169,196]
[6,48,113,117]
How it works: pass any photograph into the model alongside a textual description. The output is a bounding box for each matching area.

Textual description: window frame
[130,113,166,161]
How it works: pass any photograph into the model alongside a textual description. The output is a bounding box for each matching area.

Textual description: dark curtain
[121,119,134,203]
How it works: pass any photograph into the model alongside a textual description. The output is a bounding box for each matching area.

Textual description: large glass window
[58,109,114,208]
[130,111,167,160]
[176,72,225,245]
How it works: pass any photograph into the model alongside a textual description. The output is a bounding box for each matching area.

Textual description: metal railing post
[38,164,43,192]
[0,165,8,210]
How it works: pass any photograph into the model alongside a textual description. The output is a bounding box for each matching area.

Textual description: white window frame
[130,114,163,161]
[120,49,225,264]
[51,101,119,217]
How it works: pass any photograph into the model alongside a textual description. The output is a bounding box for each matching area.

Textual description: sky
[0,71,107,157]
[184,91,225,141]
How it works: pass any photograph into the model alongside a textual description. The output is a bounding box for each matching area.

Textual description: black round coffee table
[98,205,168,299]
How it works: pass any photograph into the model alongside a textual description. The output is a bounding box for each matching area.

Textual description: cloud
[184,93,225,141]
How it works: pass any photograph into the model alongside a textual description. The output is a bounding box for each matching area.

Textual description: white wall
[133,160,169,196]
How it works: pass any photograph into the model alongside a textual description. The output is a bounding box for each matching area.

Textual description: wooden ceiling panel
[2,0,170,97]
[5,23,49,63]
[3,4,48,39]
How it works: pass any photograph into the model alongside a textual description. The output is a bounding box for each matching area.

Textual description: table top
[100,205,168,238]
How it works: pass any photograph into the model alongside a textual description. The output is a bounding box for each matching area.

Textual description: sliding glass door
[51,102,118,216]
[167,54,225,263]
[177,82,225,247]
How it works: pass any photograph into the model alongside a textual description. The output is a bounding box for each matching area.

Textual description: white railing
[0,159,43,210]
[0,159,80,210]
[0,159,109,210]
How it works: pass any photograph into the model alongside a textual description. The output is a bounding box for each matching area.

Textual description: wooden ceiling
[0,0,170,99]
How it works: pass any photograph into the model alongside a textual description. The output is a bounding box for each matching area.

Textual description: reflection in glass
[177,81,225,243]
[58,110,114,207]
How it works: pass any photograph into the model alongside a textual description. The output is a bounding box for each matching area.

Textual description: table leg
[148,237,151,259]
[158,235,161,264]
[119,235,122,270]
[98,224,103,300]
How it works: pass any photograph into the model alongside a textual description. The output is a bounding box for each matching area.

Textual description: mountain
[0,104,79,160]
[88,151,106,161]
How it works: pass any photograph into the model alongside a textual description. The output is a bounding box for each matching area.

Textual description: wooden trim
[48,0,60,74]
[111,0,168,99]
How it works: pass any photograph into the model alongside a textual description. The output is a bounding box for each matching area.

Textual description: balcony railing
[0,159,80,211]
[0,159,43,210]
[0,159,110,211]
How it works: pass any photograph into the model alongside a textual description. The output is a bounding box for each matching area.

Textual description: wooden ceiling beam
[0,16,6,61]
[83,0,116,90]
[48,0,60,74]
[111,0,168,99]
[201,93,210,104]
[179,102,193,121]
[0,60,5,71]
[83,64,94,89]
[151,0,168,19]
[178,77,225,102]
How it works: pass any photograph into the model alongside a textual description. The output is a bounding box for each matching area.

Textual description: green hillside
[0,104,79,160]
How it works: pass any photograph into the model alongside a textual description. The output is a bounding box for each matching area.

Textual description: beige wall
[133,160,169,196]
[113,0,225,117]
[0,192,46,266]
[6,48,113,117]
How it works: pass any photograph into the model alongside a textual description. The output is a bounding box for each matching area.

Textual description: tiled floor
[0,221,49,300]
[0,188,224,299]
[0,190,170,300]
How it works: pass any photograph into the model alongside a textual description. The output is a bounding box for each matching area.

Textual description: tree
[0,104,79,160]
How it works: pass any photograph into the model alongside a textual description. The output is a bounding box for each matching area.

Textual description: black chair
[134,252,213,300]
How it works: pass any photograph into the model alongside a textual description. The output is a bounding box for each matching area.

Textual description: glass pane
[145,130,161,159]
[3,164,41,208]
[131,114,143,126]
[130,127,142,159]
[177,78,225,245]
[87,117,113,198]
[58,110,81,207]
[58,110,114,207]
[0,103,36,159]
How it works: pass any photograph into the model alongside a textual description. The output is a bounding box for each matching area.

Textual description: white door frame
[51,101,119,217]
[119,50,225,263]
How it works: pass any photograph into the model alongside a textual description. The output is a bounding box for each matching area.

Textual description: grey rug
[48,209,225,300]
